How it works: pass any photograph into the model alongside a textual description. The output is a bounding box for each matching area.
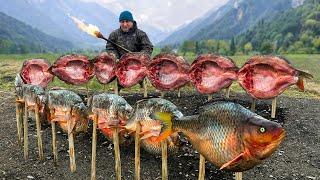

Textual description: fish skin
[47,90,89,134]
[90,93,133,144]
[153,101,285,172]
[14,74,24,99]
[126,98,184,154]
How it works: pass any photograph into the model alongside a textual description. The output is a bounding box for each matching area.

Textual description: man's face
[120,20,133,32]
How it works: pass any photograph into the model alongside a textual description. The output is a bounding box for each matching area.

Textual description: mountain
[0,0,169,47]
[160,0,299,46]
[0,0,118,48]
[158,1,233,46]
[235,0,320,54]
[0,12,73,53]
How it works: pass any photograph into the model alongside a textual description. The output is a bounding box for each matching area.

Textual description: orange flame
[70,16,100,37]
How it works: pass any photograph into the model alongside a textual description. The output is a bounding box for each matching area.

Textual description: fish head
[243,115,285,160]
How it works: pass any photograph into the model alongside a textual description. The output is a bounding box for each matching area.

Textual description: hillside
[0,12,73,54]
[0,0,117,48]
[235,0,320,54]
[160,0,295,46]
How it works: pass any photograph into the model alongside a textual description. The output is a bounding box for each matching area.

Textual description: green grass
[0,53,319,99]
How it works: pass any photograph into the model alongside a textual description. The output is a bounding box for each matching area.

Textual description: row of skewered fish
[15,74,285,174]
[20,53,312,100]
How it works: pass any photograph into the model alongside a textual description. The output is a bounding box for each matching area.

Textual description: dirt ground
[0,90,319,180]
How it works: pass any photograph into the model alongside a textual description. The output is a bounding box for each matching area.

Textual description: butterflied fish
[237,56,313,99]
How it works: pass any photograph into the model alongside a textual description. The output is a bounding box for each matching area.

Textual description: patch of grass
[0,53,319,98]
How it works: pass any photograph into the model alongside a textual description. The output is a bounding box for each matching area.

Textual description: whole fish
[23,84,47,123]
[47,90,89,134]
[151,101,285,172]
[125,98,183,154]
[237,56,313,99]
[89,93,133,144]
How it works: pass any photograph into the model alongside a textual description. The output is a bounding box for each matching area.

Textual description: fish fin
[296,77,304,91]
[297,70,313,79]
[150,111,173,142]
[51,118,59,122]
[16,99,25,104]
[219,153,244,170]
[140,133,154,140]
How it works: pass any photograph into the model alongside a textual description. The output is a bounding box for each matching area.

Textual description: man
[106,10,153,59]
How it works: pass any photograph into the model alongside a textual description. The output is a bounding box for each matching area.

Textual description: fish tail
[150,111,173,142]
[296,70,313,91]
[296,77,304,91]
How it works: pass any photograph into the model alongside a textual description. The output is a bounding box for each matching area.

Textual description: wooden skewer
[160,92,165,98]
[23,101,29,160]
[271,97,277,118]
[103,84,106,92]
[67,112,76,172]
[251,98,256,112]
[86,84,90,104]
[51,120,58,165]
[91,114,98,180]
[198,155,205,180]
[15,100,23,146]
[114,80,119,95]
[35,102,44,160]
[143,78,148,98]
[178,89,181,98]
[225,86,231,98]
[161,140,168,180]
[235,172,242,180]
[113,127,121,180]
[135,122,141,180]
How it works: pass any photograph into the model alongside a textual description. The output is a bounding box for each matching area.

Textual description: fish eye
[259,127,266,133]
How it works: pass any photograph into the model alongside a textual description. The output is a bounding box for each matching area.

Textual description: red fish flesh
[93,52,116,84]
[148,54,190,91]
[237,56,313,99]
[50,54,93,85]
[115,53,149,88]
[20,59,54,88]
[189,54,238,94]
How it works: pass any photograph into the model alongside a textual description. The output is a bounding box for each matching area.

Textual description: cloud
[81,0,228,32]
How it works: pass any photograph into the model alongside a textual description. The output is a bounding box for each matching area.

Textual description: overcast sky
[82,0,228,32]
